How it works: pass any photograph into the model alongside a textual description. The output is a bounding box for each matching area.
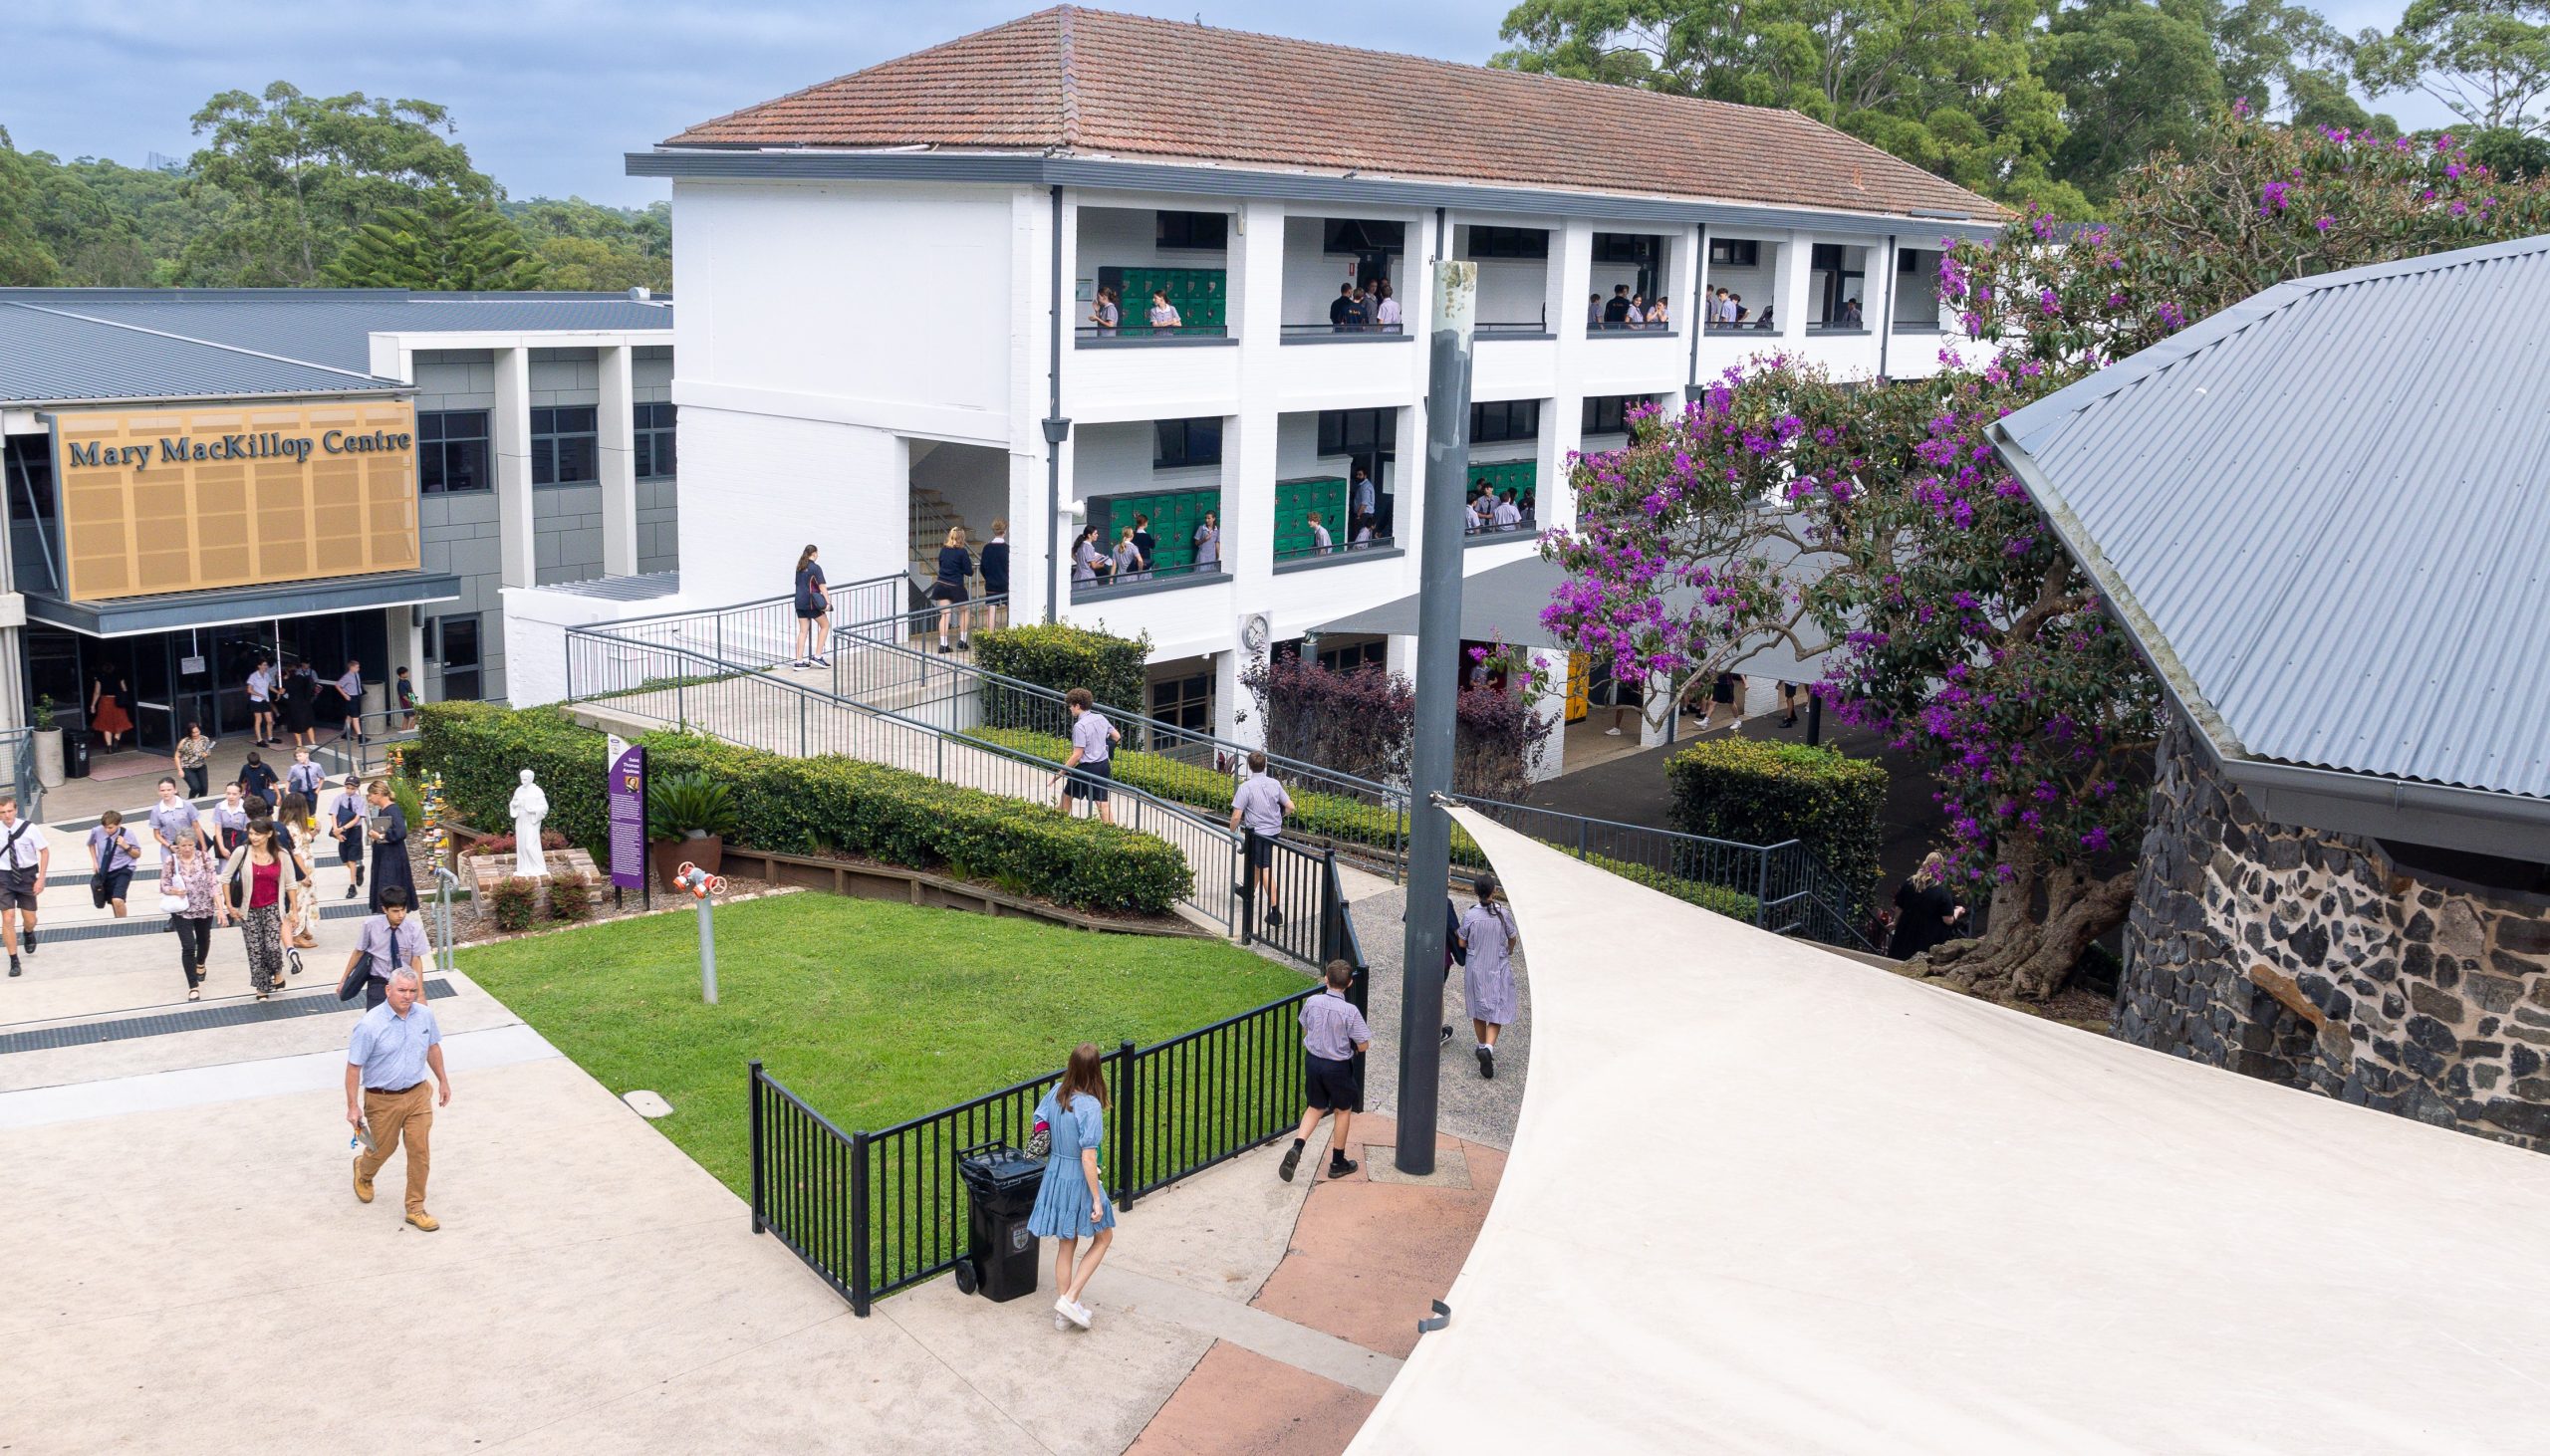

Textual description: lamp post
[1396,258,1476,1177]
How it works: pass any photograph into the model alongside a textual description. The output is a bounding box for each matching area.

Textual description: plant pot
[650,833,723,890]
[32,728,63,789]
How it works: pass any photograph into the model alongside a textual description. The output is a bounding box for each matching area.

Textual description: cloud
[5,1,1504,205]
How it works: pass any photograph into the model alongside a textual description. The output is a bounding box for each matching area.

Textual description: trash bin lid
[956,1141,1046,1189]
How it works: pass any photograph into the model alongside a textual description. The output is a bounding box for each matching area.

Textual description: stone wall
[2120,718,2550,1151]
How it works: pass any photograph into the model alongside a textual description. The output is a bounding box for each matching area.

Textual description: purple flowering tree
[1543,110,2550,999]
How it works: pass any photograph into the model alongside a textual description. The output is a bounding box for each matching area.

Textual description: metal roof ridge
[0,300,401,388]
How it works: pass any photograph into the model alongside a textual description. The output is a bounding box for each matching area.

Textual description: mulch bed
[418,837,782,948]
[799,846,1204,937]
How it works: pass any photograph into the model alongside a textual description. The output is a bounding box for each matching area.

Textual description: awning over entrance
[27,571,462,637]
[1312,554,1838,683]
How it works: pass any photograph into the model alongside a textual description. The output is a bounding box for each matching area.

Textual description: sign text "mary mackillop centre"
[62,426,413,470]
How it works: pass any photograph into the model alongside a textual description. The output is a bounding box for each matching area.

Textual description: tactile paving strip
[0,978,456,1056]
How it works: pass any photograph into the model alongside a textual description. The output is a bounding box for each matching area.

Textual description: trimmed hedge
[1665,739,1886,903]
[418,702,1191,915]
[965,727,1760,921]
[972,620,1149,722]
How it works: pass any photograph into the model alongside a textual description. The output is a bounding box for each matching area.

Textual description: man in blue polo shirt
[346,968,451,1232]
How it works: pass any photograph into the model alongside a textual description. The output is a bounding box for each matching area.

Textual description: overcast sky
[8,0,2442,209]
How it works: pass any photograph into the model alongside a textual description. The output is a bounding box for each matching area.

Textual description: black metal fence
[751,985,1325,1316]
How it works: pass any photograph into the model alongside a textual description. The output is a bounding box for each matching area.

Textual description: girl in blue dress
[1028,1043,1117,1331]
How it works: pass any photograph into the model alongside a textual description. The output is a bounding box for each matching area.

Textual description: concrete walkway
[1,917,1499,1453]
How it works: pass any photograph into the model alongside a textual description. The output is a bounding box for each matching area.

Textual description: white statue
[510,768,550,878]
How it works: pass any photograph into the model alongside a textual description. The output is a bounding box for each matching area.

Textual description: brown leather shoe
[353,1159,374,1204]
[404,1211,440,1232]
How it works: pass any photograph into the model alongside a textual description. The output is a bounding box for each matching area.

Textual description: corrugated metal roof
[0,303,397,405]
[0,289,671,375]
[1993,233,2550,804]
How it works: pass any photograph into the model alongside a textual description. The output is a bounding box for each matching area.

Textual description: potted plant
[29,694,63,789]
[646,772,737,889]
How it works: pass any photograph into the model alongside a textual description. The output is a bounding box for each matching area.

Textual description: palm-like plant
[646,773,737,842]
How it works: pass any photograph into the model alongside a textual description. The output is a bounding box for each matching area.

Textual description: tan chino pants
[357,1083,432,1214]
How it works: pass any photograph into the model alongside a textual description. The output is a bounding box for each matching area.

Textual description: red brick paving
[1126,1343,1378,1456]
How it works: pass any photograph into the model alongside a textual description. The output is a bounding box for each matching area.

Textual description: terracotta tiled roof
[666,7,2001,222]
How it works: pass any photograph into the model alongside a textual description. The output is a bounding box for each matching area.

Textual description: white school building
[503,6,1998,764]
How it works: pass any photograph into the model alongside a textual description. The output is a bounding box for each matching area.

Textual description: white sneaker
[1054,1312,1073,1332]
[1065,1298,1093,1329]
[1604,727,1623,736]
[1056,1296,1089,1330]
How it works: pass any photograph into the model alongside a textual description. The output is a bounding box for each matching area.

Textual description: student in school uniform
[1192,512,1221,573]
[238,751,280,814]
[87,811,142,918]
[333,774,370,900]
[1071,526,1109,585]
[286,748,328,835]
[1455,875,1522,1080]
[211,782,252,855]
[979,520,1011,628]
[336,660,367,743]
[1110,526,1144,583]
[1277,960,1370,1184]
[246,656,277,748]
[1307,512,1333,555]
[928,527,975,654]
[1131,514,1157,573]
[1050,687,1120,826]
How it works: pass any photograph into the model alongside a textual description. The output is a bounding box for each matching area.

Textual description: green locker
[1275,476,1348,557]
[1467,460,1538,519]
[1094,488,1219,574]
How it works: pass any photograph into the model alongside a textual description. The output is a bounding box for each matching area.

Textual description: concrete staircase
[908,485,972,580]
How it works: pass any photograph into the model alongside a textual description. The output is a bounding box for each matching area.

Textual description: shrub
[1665,739,1886,904]
[417,702,1190,914]
[545,871,596,922]
[488,875,542,931]
[973,620,1150,732]
[1452,680,1558,801]
[966,727,1412,852]
[458,829,570,859]
[647,773,738,842]
[1241,654,1412,784]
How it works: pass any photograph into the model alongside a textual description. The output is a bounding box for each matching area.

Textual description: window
[1901,247,1926,273]
[416,410,491,495]
[1464,225,1548,260]
[1150,673,1211,732]
[434,614,482,701]
[1155,211,1228,250]
[1323,218,1406,255]
[1592,232,1661,264]
[1317,638,1387,674]
[1152,417,1223,470]
[1317,407,1397,456]
[634,402,676,480]
[1470,399,1540,444]
[1709,238,1761,268]
[1582,394,1652,435]
[530,405,598,486]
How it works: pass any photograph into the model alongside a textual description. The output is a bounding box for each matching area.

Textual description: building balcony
[1274,534,1402,574]
[1279,323,1409,346]
[1070,558,1227,602]
[1075,324,1234,349]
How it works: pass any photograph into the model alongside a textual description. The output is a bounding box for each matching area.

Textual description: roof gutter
[626,149,2004,241]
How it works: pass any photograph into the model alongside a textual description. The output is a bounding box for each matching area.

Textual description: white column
[1782,230,1814,337]
[491,346,534,589]
[1385,632,1416,682]
[1541,386,1583,532]
[1232,198,1286,623]
[1216,647,1262,750]
[1225,408,1268,607]
[596,343,638,577]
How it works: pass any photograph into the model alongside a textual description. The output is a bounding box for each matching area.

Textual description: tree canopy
[0,85,668,292]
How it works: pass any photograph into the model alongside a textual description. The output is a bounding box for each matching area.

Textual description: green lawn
[458,891,1310,1196]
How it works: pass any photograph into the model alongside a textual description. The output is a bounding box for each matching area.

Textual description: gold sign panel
[53,399,420,602]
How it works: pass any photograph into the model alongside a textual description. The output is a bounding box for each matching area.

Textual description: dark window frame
[417,408,492,495]
[1470,398,1541,444]
[1582,394,1653,436]
[1150,672,1212,731]
[433,612,483,701]
[1592,232,1662,265]
[1464,225,1549,260]
[1323,218,1406,255]
[634,401,677,481]
[1154,210,1229,251]
[1317,407,1398,456]
[530,404,600,487]
[1152,417,1224,470]
[1709,238,1762,268]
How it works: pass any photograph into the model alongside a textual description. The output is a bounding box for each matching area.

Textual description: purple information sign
[607,735,646,892]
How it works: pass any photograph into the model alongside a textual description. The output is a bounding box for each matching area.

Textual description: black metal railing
[1275,533,1397,564]
[1236,830,1331,965]
[570,596,1877,951]
[1074,323,1231,342]
[1280,322,1406,339]
[751,983,1326,1315]
[1071,559,1224,599]
[1464,515,1538,540]
[833,593,1014,658]
[561,628,1245,930]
